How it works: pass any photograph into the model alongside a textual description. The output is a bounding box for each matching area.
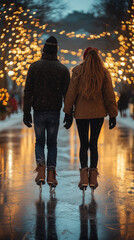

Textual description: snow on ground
[0,109,134,132]
[116,109,134,130]
[0,110,23,131]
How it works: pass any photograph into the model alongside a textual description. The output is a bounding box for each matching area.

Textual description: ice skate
[34,164,46,193]
[47,169,58,195]
[88,168,99,196]
[78,167,88,197]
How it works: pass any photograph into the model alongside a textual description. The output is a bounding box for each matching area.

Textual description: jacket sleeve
[102,69,118,117]
[23,64,34,113]
[62,68,70,99]
[63,70,79,115]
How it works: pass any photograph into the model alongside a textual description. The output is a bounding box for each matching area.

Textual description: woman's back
[64,48,118,119]
[63,46,118,195]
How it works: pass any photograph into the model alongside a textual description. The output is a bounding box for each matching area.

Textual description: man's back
[23,36,71,189]
[23,55,70,113]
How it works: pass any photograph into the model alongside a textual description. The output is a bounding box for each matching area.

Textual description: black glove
[109,117,116,129]
[63,113,73,129]
[23,113,32,128]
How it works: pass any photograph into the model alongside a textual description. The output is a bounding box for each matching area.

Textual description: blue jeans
[34,111,60,169]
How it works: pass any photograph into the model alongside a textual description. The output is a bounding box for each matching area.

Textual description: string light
[0,3,44,86]
[117,0,134,85]
[0,88,9,108]
[0,1,133,88]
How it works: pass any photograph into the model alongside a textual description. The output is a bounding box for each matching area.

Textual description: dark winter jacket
[63,64,118,119]
[23,54,70,113]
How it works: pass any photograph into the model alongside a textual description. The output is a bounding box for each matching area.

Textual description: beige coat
[63,64,118,119]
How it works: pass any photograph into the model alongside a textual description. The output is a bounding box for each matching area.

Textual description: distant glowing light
[8,71,14,76]
[121,62,125,66]
[118,70,123,75]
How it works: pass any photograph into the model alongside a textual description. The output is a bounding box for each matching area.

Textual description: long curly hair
[78,49,105,99]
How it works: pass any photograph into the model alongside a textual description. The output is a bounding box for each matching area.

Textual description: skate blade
[39,183,42,193]
[89,184,96,189]
[49,184,56,197]
[83,187,86,197]
[79,184,88,191]
[36,179,45,185]
[90,187,95,198]
[48,182,56,188]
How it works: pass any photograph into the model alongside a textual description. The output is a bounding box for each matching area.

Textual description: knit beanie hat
[83,47,98,60]
[43,36,58,54]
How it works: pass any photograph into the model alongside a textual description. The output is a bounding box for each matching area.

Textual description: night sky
[62,0,99,16]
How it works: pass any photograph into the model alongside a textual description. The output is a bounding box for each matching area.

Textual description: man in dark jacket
[23,36,70,188]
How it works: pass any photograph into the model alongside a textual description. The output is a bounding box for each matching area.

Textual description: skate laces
[33,166,39,173]
[96,170,100,177]
[89,168,100,177]
[33,165,45,173]
[47,169,58,177]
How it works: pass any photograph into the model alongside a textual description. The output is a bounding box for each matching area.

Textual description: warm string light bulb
[0,3,45,86]
[117,1,134,85]
[0,2,133,87]
[0,88,9,106]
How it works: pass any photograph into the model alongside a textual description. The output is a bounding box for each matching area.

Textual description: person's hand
[63,113,73,129]
[23,113,32,128]
[109,117,116,129]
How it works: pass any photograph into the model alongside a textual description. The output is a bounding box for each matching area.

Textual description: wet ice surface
[0,116,134,240]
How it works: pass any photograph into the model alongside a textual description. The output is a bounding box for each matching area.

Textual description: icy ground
[0,112,134,240]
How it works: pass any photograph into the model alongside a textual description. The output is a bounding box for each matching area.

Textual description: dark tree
[92,0,132,31]
[0,0,65,89]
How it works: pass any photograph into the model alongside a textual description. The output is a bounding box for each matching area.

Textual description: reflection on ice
[0,120,134,239]
[79,195,98,240]
[35,194,46,239]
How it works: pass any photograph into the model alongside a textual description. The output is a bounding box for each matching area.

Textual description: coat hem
[74,115,107,119]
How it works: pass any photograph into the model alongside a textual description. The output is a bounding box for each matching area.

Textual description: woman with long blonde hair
[63,47,118,194]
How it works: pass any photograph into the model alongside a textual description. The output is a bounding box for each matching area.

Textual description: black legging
[76,118,104,168]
